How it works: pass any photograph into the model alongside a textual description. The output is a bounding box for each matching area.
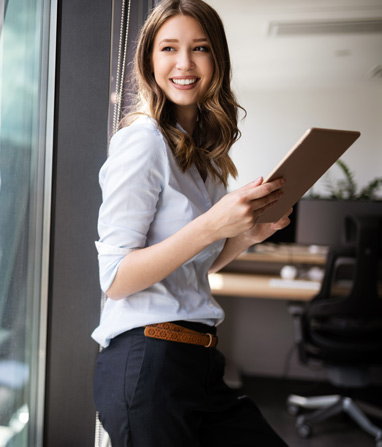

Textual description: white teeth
[172,78,197,85]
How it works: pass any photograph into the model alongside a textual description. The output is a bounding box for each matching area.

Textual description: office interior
[0,0,381,446]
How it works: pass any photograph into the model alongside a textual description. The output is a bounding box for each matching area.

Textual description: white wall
[229,85,382,197]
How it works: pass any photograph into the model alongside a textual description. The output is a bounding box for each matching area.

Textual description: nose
[176,50,194,71]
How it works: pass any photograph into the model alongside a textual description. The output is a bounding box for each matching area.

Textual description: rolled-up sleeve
[96,120,167,292]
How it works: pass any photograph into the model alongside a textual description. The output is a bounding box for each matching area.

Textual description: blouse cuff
[95,241,136,255]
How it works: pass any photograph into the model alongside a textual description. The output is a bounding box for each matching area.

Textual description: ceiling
[206,0,382,90]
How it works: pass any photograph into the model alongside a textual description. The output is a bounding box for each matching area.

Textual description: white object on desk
[269,278,321,291]
[280,265,298,280]
[307,266,325,281]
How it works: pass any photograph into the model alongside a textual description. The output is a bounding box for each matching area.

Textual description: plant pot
[296,198,382,247]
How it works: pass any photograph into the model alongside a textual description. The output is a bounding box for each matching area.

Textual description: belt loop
[204,333,213,348]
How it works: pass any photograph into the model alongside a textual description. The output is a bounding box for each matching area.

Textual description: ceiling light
[269,18,382,36]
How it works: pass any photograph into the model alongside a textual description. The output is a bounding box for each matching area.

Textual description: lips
[170,77,199,86]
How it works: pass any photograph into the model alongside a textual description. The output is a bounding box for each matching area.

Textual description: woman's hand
[206,179,291,274]
[205,177,286,240]
[243,208,293,245]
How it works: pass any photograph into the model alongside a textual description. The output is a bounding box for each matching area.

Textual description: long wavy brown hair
[121,0,245,187]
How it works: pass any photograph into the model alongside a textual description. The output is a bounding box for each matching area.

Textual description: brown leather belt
[144,322,217,348]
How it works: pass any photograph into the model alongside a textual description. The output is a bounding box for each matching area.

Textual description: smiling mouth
[171,78,198,85]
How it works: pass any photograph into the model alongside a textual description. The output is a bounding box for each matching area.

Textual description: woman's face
[151,14,214,119]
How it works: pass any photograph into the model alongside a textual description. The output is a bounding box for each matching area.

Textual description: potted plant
[311,159,382,201]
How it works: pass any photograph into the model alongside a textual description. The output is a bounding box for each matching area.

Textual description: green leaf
[358,178,382,200]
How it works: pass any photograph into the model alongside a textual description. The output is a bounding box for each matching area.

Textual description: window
[0,0,56,445]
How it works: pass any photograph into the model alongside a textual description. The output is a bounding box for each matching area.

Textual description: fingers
[270,208,294,230]
[250,189,283,215]
[218,178,287,238]
[249,177,285,200]
[271,217,290,231]
[244,178,287,218]
[234,177,284,200]
[237,177,285,205]
[238,177,263,191]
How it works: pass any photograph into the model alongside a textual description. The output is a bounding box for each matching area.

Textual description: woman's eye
[161,46,175,52]
[194,46,209,52]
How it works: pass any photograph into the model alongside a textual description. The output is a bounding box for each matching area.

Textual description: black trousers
[93,321,288,447]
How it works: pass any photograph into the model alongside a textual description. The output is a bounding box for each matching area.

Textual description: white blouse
[92,116,226,348]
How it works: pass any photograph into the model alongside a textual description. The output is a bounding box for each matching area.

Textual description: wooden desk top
[235,244,328,265]
[209,272,319,301]
[209,244,329,301]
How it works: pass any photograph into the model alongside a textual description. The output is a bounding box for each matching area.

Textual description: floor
[241,375,382,447]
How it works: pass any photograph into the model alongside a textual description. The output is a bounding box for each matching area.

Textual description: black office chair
[287,214,382,446]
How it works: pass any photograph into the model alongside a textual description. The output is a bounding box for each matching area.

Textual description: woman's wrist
[194,210,221,246]
[232,230,256,251]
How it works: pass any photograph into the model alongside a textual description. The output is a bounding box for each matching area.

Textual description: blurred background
[207,0,382,197]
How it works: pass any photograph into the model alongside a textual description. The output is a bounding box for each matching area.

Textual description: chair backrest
[300,214,382,366]
[307,214,382,320]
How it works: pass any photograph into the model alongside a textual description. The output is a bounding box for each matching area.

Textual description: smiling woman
[92,1,291,446]
[126,0,243,186]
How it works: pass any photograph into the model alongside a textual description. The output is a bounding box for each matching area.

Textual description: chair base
[287,394,382,446]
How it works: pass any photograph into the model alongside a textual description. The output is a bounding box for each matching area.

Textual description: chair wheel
[287,403,300,416]
[296,422,313,439]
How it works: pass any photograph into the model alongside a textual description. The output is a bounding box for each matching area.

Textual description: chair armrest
[288,303,308,363]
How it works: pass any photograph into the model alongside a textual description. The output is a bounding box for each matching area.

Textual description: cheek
[153,72,167,90]
[151,54,162,74]
[152,60,169,82]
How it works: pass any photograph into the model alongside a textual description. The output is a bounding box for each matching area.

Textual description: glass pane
[0,0,55,445]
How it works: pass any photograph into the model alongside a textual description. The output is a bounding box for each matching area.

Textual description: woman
[93,1,290,445]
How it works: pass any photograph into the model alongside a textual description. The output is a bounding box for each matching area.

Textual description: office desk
[209,244,328,385]
[209,244,328,301]
[209,272,320,301]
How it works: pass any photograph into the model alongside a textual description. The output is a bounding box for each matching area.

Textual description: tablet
[257,127,361,223]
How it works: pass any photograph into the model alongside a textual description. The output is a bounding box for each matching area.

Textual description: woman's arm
[106,177,285,300]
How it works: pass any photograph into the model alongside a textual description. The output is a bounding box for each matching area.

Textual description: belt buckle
[204,333,213,348]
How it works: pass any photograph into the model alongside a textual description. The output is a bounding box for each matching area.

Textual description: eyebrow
[158,38,208,45]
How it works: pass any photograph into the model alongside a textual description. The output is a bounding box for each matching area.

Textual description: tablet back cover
[257,128,360,223]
